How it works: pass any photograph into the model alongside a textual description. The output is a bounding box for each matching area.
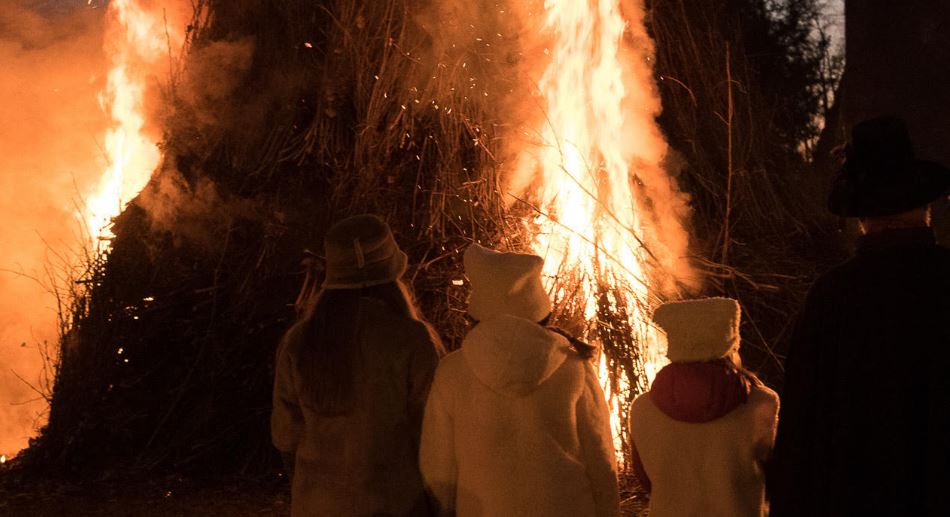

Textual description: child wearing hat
[272,214,443,517]
[419,244,620,517]
[628,298,779,517]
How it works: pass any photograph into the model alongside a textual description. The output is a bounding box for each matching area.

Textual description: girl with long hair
[272,214,442,517]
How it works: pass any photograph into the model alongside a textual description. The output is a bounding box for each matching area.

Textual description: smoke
[411,0,542,164]
[139,162,260,253]
[0,2,109,456]
[0,0,249,457]
[160,37,255,137]
[619,0,698,291]
[137,35,256,247]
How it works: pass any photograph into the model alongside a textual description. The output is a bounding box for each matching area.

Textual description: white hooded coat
[419,315,620,517]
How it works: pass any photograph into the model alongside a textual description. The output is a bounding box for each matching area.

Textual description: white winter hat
[463,244,552,322]
[652,297,741,362]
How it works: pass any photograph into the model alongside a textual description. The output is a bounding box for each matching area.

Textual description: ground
[0,472,291,517]
[0,467,646,516]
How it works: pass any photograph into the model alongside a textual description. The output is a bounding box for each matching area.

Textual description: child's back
[630,375,778,517]
[628,297,779,517]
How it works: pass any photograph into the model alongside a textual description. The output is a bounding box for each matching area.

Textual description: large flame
[520,0,690,454]
[84,0,184,247]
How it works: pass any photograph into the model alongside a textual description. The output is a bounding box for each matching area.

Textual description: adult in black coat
[768,117,950,516]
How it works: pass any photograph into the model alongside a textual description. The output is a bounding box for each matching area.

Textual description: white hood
[461,314,570,396]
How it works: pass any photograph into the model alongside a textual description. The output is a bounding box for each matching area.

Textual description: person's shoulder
[361,299,433,340]
[627,391,662,436]
[358,309,442,365]
[904,243,950,285]
[750,383,779,406]
[628,390,657,419]
[810,259,854,288]
[400,318,445,357]
[928,243,950,265]
[564,355,601,399]
[431,348,467,386]
[437,348,465,369]
[748,384,780,417]
[560,349,593,374]
[277,319,309,358]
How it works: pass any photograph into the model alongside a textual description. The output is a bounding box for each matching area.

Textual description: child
[629,297,779,517]
[419,244,620,516]
[272,214,442,516]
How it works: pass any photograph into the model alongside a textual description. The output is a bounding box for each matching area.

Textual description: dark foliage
[647,0,845,386]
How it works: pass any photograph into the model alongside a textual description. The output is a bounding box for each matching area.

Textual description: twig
[507,192,660,302]
[721,43,735,266]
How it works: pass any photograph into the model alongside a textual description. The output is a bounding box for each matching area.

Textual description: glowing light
[83,0,184,248]
[522,0,688,455]
[0,455,6,464]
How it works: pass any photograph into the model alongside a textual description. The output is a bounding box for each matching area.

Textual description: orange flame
[84,0,184,247]
[520,0,690,453]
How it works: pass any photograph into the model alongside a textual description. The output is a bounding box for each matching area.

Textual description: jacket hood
[462,314,570,396]
[649,360,749,423]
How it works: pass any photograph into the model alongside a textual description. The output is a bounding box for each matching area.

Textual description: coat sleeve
[751,386,780,464]
[629,438,651,493]
[271,327,305,454]
[927,291,950,513]
[408,322,442,451]
[577,363,621,517]
[766,282,830,517]
[627,399,651,493]
[419,367,457,516]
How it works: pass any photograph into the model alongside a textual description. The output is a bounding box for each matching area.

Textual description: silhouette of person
[272,214,442,517]
[768,117,950,516]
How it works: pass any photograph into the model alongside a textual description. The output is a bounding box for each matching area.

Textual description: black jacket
[768,227,950,516]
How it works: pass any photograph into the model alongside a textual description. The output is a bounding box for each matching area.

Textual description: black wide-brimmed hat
[828,116,950,217]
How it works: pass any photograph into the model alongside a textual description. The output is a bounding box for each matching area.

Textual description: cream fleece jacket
[419,315,620,517]
[630,383,779,517]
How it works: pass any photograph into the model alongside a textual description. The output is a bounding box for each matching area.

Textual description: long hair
[290,281,420,415]
[720,351,764,398]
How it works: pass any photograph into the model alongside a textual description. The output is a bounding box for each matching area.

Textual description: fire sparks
[519,0,690,454]
[83,0,184,248]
